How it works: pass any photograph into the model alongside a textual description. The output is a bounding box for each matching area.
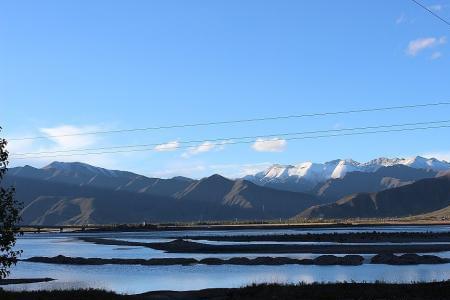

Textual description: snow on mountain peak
[246,156,450,185]
[402,156,450,171]
[330,159,360,179]
[262,164,294,180]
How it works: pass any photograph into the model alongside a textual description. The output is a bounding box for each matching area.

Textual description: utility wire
[10,119,450,156]
[7,101,450,141]
[10,124,450,160]
[410,0,450,26]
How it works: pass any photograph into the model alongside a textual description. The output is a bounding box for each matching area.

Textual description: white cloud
[406,36,446,56]
[181,140,230,158]
[215,139,233,151]
[40,125,99,149]
[251,138,286,152]
[7,124,119,169]
[154,141,179,152]
[182,142,215,158]
[431,51,442,60]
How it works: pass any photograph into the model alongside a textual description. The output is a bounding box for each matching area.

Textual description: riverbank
[0,278,54,285]
[24,253,450,266]
[24,254,366,266]
[181,231,450,243]
[79,237,450,254]
[19,220,450,234]
[2,281,450,299]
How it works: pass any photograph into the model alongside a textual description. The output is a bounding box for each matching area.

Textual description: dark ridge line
[78,237,450,254]
[24,253,450,266]
[180,231,450,243]
[24,254,364,266]
[0,278,54,285]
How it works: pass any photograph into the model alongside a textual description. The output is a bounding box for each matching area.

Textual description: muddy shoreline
[24,253,450,266]
[20,221,450,234]
[181,231,450,243]
[24,254,365,266]
[79,237,450,254]
[0,278,54,285]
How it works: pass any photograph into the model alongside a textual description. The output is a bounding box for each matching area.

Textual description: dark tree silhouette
[0,127,22,279]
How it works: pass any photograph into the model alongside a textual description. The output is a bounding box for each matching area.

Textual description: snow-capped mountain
[244,156,450,192]
[360,157,450,172]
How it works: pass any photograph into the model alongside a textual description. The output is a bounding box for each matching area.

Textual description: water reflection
[7,225,450,294]
[7,262,450,294]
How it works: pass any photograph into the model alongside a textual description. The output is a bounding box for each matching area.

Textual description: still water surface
[5,224,450,294]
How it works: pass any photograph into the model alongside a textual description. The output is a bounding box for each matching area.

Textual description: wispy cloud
[182,141,216,158]
[406,36,446,56]
[396,13,406,24]
[154,141,179,152]
[204,162,274,178]
[148,162,273,179]
[6,139,34,155]
[430,51,443,60]
[181,140,230,158]
[237,162,273,177]
[148,165,207,178]
[396,12,415,25]
[40,125,99,149]
[7,124,119,169]
[428,4,443,11]
[251,138,286,152]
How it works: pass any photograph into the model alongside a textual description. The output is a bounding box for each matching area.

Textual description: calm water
[5,224,450,294]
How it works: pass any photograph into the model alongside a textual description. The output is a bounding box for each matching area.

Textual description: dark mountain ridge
[7,161,450,224]
[312,165,438,202]
[298,173,450,219]
[4,169,318,225]
[9,162,194,197]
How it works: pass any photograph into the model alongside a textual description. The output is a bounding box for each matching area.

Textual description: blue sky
[1,0,450,178]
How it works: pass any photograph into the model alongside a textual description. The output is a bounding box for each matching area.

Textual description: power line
[10,119,450,156]
[10,123,450,160]
[7,101,450,141]
[410,0,450,26]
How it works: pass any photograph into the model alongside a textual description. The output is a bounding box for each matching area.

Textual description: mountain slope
[3,175,181,225]
[297,173,450,219]
[406,205,450,221]
[3,173,319,225]
[312,165,438,202]
[9,162,194,197]
[175,174,319,219]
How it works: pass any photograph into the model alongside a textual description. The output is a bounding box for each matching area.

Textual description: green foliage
[0,127,23,279]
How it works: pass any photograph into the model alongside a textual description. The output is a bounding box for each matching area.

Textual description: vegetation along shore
[2,282,450,300]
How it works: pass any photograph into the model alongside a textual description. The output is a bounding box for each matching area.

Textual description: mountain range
[4,163,317,225]
[244,156,450,193]
[3,155,450,225]
[9,162,194,197]
[312,165,439,202]
[298,172,450,219]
